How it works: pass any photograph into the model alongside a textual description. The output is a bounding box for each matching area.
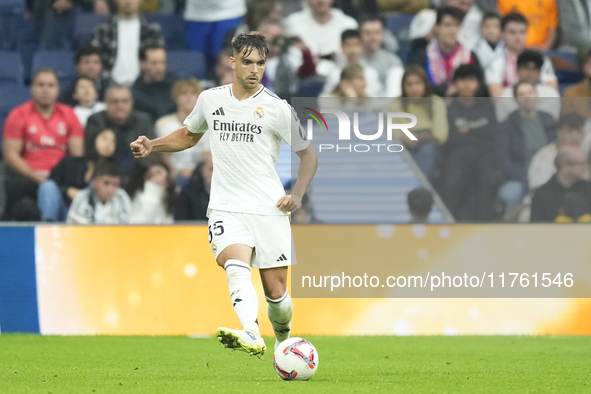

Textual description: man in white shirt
[91,0,164,85]
[529,113,587,190]
[284,0,358,76]
[130,32,318,357]
[495,50,561,122]
[184,0,246,68]
[486,12,557,98]
[359,16,404,97]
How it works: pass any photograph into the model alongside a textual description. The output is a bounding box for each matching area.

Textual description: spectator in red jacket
[2,68,84,220]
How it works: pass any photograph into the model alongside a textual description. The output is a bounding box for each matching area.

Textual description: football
[273,337,319,381]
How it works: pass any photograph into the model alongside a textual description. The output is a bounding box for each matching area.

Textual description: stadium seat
[0,51,24,85]
[386,14,415,44]
[556,69,583,94]
[146,13,187,50]
[12,15,37,82]
[73,13,107,46]
[32,50,77,87]
[0,84,31,152]
[297,79,324,97]
[0,0,25,15]
[166,50,207,80]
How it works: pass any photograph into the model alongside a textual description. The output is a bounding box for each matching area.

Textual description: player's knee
[266,287,287,301]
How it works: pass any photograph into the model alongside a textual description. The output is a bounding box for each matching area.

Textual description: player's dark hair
[501,12,528,30]
[407,188,433,219]
[231,32,269,59]
[436,6,465,25]
[558,112,585,131]
[140,42,165,61]
[453,64,481,82]
[481,10,501,24]
[74,43,101,65]
[93,157,122,179]
[32,67,59,84]
[125,155,176,215]
[517,50,544,70]
[341,29,361,44]
[513,80,535,98]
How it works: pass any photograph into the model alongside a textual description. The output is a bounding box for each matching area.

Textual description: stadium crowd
[2,0,591,224]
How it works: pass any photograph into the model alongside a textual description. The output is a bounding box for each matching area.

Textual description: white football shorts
[207,209,295,269]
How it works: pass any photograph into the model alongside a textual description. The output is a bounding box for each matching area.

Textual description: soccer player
[130,32,318,357]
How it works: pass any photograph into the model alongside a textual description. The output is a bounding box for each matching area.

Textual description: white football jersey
[184,84,310,216]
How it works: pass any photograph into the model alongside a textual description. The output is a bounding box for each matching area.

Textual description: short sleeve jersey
[184,84,310,216]
[3,101,84,174]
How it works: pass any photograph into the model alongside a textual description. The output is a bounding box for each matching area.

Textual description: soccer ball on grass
[273,337,319,381]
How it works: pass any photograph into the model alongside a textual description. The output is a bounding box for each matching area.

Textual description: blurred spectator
[91,0,165,84]
[561,49,591,119]
[410,6,484,97]
[225,0,281,42]
[529,113,586,190]
[409,0,484,51]
[531,146,591,222]
[486,13,557,97]
[359,16,404,97]
[495,50,560,122]
[336,0,378,19]
[497,0,557,50]
[472,11,503,69]
[2,69,84,221]
[407,187,434,224]
[559,0,591,51]
[131,45,176,121]
[38,128,117,222]
[72,77,107,127]
[155,78,209,179]
[28,0,77,50]
[389,65,448,179]
[259,19,316,99]
[126,155,176,224]
[174,151,213,221]
[184,0,246,68]
[284,0,358,77]
[324,63,367,99]
[67,158,131,224]
[376,0,429,14]
[86,85,155,176]
[440,64,497,221]
[554,192,591,223]
[496,81,556,215]
[213,47,235,87]
[321,30,382,97]
[59,44,109,107]
[9,198,42,222]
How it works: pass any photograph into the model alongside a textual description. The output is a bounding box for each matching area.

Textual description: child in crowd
[72,76,106,127]
[67,158,131,224]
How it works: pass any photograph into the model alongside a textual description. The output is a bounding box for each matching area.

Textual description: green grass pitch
[1,335,590,393]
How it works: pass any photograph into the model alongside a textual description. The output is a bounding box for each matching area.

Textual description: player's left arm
[277,145,318,212]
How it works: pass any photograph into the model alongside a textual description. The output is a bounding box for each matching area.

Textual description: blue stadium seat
[297,80,324,97]
[146,13,187,50]
[545,50,578,67]
[0,84,31,151]
[166,50,207,80]
[73,13,107,46]
[556,70,583,94]
[386,14,415,44]
[0,51,24,85]
[0,0,25,15]
[12,15,37,82]
[32,50,76,87]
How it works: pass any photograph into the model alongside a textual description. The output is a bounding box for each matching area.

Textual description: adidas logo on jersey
[276,254,288,262]
[212,107,226,116]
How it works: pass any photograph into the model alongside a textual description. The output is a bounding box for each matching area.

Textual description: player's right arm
[130,126,202,159]
[131,90,209,159]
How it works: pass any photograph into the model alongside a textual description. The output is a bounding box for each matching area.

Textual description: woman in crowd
[388,65,448,180]
[126,155,176,225]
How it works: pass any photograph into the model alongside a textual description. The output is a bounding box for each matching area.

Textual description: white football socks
[266,289,293,343]
[224,259,260,335]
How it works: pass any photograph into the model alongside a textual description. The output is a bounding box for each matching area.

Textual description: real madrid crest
[211,243,217,254]
[254,107,264,119]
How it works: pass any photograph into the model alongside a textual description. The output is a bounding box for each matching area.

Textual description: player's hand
[277,195,293,212]
[130,136,152,159]
[289,194,302,212]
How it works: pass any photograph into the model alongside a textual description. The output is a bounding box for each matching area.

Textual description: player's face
[231,49,266,91]
[503,22,527,53]
[93,175,121,204]
[31,72,59,107]
[95,129,116,158]
[76,54,102,79]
